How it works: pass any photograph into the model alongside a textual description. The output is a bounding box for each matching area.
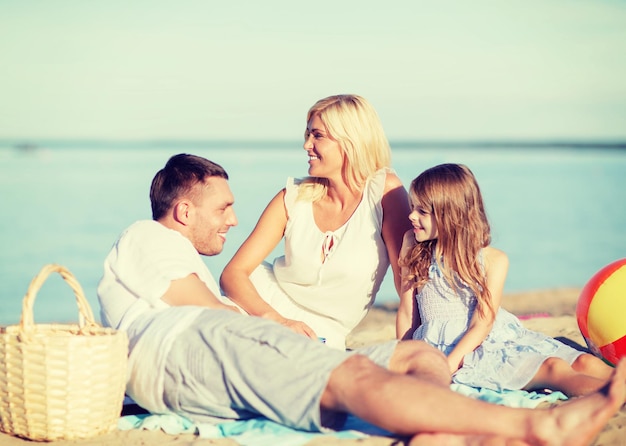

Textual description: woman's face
[303,113,343,179]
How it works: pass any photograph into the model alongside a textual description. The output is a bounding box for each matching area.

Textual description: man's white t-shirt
[97,220,222,413]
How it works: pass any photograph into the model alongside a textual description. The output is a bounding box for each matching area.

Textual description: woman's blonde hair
[299,94,391,201]
[401,164,494,317]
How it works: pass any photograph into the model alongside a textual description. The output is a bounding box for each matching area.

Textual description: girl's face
[408,193,438,242]
[303,113,344,179]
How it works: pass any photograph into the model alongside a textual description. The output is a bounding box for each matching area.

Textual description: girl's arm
[396,230,421,339]
[446,246,509,373]
[381,173,413,297]
[220,190,317,339]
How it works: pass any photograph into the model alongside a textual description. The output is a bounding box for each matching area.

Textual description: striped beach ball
[576,258,626,366]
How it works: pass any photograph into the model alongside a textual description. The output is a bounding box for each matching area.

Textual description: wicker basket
[0,264,128,441]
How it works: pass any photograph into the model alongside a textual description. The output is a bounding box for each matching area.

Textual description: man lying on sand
[98,153,626,445]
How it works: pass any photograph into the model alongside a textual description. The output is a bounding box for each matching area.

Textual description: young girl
[396,163,614,397]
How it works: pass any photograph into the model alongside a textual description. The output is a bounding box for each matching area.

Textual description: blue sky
[1,0,625,141]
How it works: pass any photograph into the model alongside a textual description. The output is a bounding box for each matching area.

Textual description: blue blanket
[450,383,567,408]
[119,412,388,445]
[119,386,567,445]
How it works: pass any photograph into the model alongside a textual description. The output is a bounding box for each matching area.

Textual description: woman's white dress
[250,169,391,349]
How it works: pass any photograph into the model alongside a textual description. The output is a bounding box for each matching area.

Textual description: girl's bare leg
[571,353,614,380]
[525,356,613,397]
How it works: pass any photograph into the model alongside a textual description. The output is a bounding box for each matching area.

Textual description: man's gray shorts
[163,309,398,432]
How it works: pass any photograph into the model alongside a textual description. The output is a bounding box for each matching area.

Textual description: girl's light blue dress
[412,258,583,391]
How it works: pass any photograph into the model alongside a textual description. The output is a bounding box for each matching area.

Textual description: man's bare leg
[387,340,451,387]
[410,434,531,445]
[321,355,626,445]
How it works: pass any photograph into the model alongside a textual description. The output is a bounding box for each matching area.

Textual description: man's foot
[530,357,626,446]
[409,358,625,446]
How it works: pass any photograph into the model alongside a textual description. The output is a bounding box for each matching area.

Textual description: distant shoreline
[2,139,626,151]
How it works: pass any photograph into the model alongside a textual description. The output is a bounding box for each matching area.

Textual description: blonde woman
[220,94,411,349]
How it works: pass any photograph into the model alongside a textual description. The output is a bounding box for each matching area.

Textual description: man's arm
[162,273,240,312]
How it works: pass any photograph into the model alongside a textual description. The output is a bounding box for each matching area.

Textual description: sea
[1,140,625,326]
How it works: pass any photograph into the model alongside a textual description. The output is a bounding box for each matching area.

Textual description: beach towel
[450,383,568,408]
[119,386,566,445]
[118,412,390,445]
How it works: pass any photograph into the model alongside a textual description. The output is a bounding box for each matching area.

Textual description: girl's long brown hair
[401,164,494,318]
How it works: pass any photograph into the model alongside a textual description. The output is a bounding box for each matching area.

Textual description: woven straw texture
[0,264,128,441]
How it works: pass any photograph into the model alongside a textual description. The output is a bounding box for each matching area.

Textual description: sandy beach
[1,288,624,445]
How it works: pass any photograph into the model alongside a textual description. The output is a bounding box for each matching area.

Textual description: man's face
[189,177,238,256]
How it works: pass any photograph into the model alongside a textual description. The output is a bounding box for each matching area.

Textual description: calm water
[1,142,625,325]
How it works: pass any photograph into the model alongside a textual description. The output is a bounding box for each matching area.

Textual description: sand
[1,288,624,445]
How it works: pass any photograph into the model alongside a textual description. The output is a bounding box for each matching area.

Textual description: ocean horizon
[4,138,626,151]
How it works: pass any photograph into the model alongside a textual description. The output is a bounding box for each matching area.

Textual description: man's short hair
[150,154,229,220]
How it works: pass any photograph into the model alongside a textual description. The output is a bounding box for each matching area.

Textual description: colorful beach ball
[576,258,626,366]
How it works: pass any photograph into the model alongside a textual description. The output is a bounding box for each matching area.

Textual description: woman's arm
[396,230,421,339]
[446,246,509,373]
[381,173,413,297]
[220,190,317,338]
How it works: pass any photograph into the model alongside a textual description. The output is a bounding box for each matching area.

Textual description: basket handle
[20,264,97,333]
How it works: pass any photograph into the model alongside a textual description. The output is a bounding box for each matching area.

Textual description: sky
[1,0,625,142]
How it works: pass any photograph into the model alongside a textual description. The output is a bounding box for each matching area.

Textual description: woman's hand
[261,311,317,339]
[276,318,317,339]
